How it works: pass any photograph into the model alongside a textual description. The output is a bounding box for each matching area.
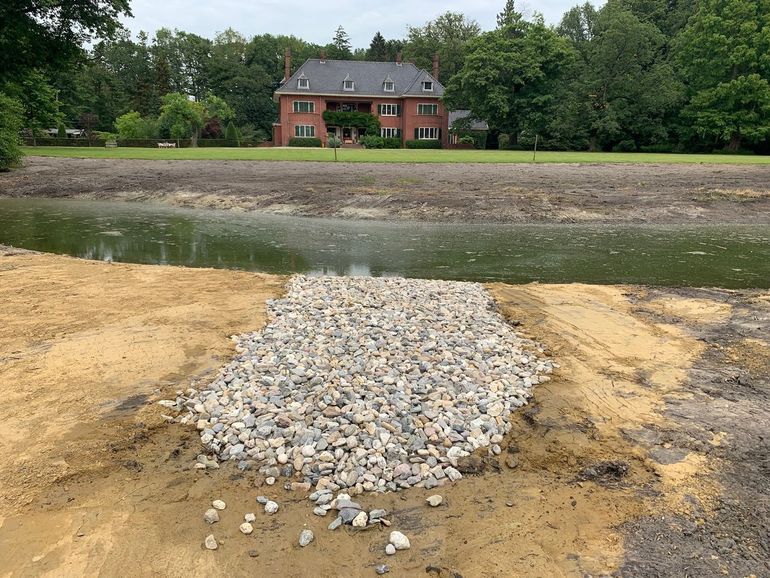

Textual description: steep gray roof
[275,59,445,98]
[449,110,489,131]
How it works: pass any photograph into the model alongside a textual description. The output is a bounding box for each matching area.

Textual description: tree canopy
[2,0,769,154]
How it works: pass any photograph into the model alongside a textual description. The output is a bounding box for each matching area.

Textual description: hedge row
[24,138,267,148]
[23,138,107,147]
[288,137,322,147]
[405,139,442,149]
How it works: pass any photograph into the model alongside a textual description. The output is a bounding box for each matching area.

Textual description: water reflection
[0,198,768,289]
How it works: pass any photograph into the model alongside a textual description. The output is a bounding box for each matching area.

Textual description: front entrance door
[342,127,357,143]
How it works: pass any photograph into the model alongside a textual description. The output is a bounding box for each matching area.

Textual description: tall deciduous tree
[445,10,574,142]
[0,0,131,83]
[676,0,770,150]
[404,12,480,82]
[158,93,205,143]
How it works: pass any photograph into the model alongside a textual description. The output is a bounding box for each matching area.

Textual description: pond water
[0,198,768,288]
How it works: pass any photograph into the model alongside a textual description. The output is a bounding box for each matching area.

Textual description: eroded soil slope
[1,156,769,223]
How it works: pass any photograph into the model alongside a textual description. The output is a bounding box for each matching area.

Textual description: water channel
[0,198,768,288]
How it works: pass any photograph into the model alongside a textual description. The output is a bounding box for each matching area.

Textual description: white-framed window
[295,125,315,137]
[417,103,438,115]
[381,127,401,138]
[297,76,309,89]
[422,81,434,91]
[417,127,439,140]
[343,79,355,91]
[383,80,394,92]
[377,103,400,116]
[293,101,315,113]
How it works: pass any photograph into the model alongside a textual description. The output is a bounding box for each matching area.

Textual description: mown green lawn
[22,146,770,164]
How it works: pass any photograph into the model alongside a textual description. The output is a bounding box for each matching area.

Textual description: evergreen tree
[224,120,239,146]
[367,32,388,61]
[331,25,352,59]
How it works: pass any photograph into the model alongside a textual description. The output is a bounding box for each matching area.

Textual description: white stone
[239,522,253,535]
[264,501,279,514]
[426,495,443,507]
[204,534,218,550]
[389,531,411,550]
[212,500,226,511]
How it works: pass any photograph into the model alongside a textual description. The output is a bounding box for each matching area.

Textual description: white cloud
[121,0,606,46]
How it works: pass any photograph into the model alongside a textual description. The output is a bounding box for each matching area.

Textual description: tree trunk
[727,132,741,152]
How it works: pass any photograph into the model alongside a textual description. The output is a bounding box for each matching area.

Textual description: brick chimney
[320,49,327,64]
[396,51,403,66]
[432,53,440,81]
[284,47,292,82]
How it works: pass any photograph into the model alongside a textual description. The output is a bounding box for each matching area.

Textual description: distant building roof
[275,59,445,98]
[448,110,489,131]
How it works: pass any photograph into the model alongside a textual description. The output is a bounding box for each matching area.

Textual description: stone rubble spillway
[171,275,557,493]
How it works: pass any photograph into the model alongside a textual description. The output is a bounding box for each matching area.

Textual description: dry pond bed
[0,250,767,577]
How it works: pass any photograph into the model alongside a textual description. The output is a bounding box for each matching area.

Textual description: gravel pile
[173,275,556,493]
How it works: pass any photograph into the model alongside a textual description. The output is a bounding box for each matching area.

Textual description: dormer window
[422,81,434,92]
[383,77,394,92]
[343,74,355,91]
[297,74,309,89]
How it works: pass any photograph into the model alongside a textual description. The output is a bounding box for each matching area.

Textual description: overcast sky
[121,0,605,46]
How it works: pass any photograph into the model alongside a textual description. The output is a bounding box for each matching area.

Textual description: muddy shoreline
[1,156,769,224]
[0,252,767,576]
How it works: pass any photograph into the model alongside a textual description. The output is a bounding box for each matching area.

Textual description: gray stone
[299,529,314,547]
[264,501,279,514]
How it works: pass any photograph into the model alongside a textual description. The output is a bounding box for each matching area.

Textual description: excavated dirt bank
[0,252,767,576]
[1,156,769,223]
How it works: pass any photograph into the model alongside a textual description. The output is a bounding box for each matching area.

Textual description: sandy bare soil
[0,252,768,577]
[1,156,769,223]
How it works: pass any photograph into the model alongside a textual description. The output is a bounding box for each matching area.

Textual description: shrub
[360,135,384,148]
[57,122,67,138]
[459,135,475,145]
[382,137,402,149]
[612,139,637,152]
[0,94,23,171]
[224,120,239,147]
[288,137,322,147]
[405,139,442,149]
[497,133,510,149]
[327,136,342,148]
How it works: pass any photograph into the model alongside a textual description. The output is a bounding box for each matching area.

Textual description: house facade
[273,51,449,147]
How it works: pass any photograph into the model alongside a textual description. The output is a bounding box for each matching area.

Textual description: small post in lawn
[533,134,539,162]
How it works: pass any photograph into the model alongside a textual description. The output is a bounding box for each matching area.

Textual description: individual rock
[313,506,328,516]
[299,529,314,547]
[426,495,443,507]
[352,511,368,527]
[204,534,218,550]
[244,513,256,523]
[389,531,410,550]
[240,522,253,535]
[385,543,396,555]
[375,564,390,574]
[264,501,279,514]
[212,500,226,510]
[328,516,343,530]
[256,496,268,505]
[204,508,220,524]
